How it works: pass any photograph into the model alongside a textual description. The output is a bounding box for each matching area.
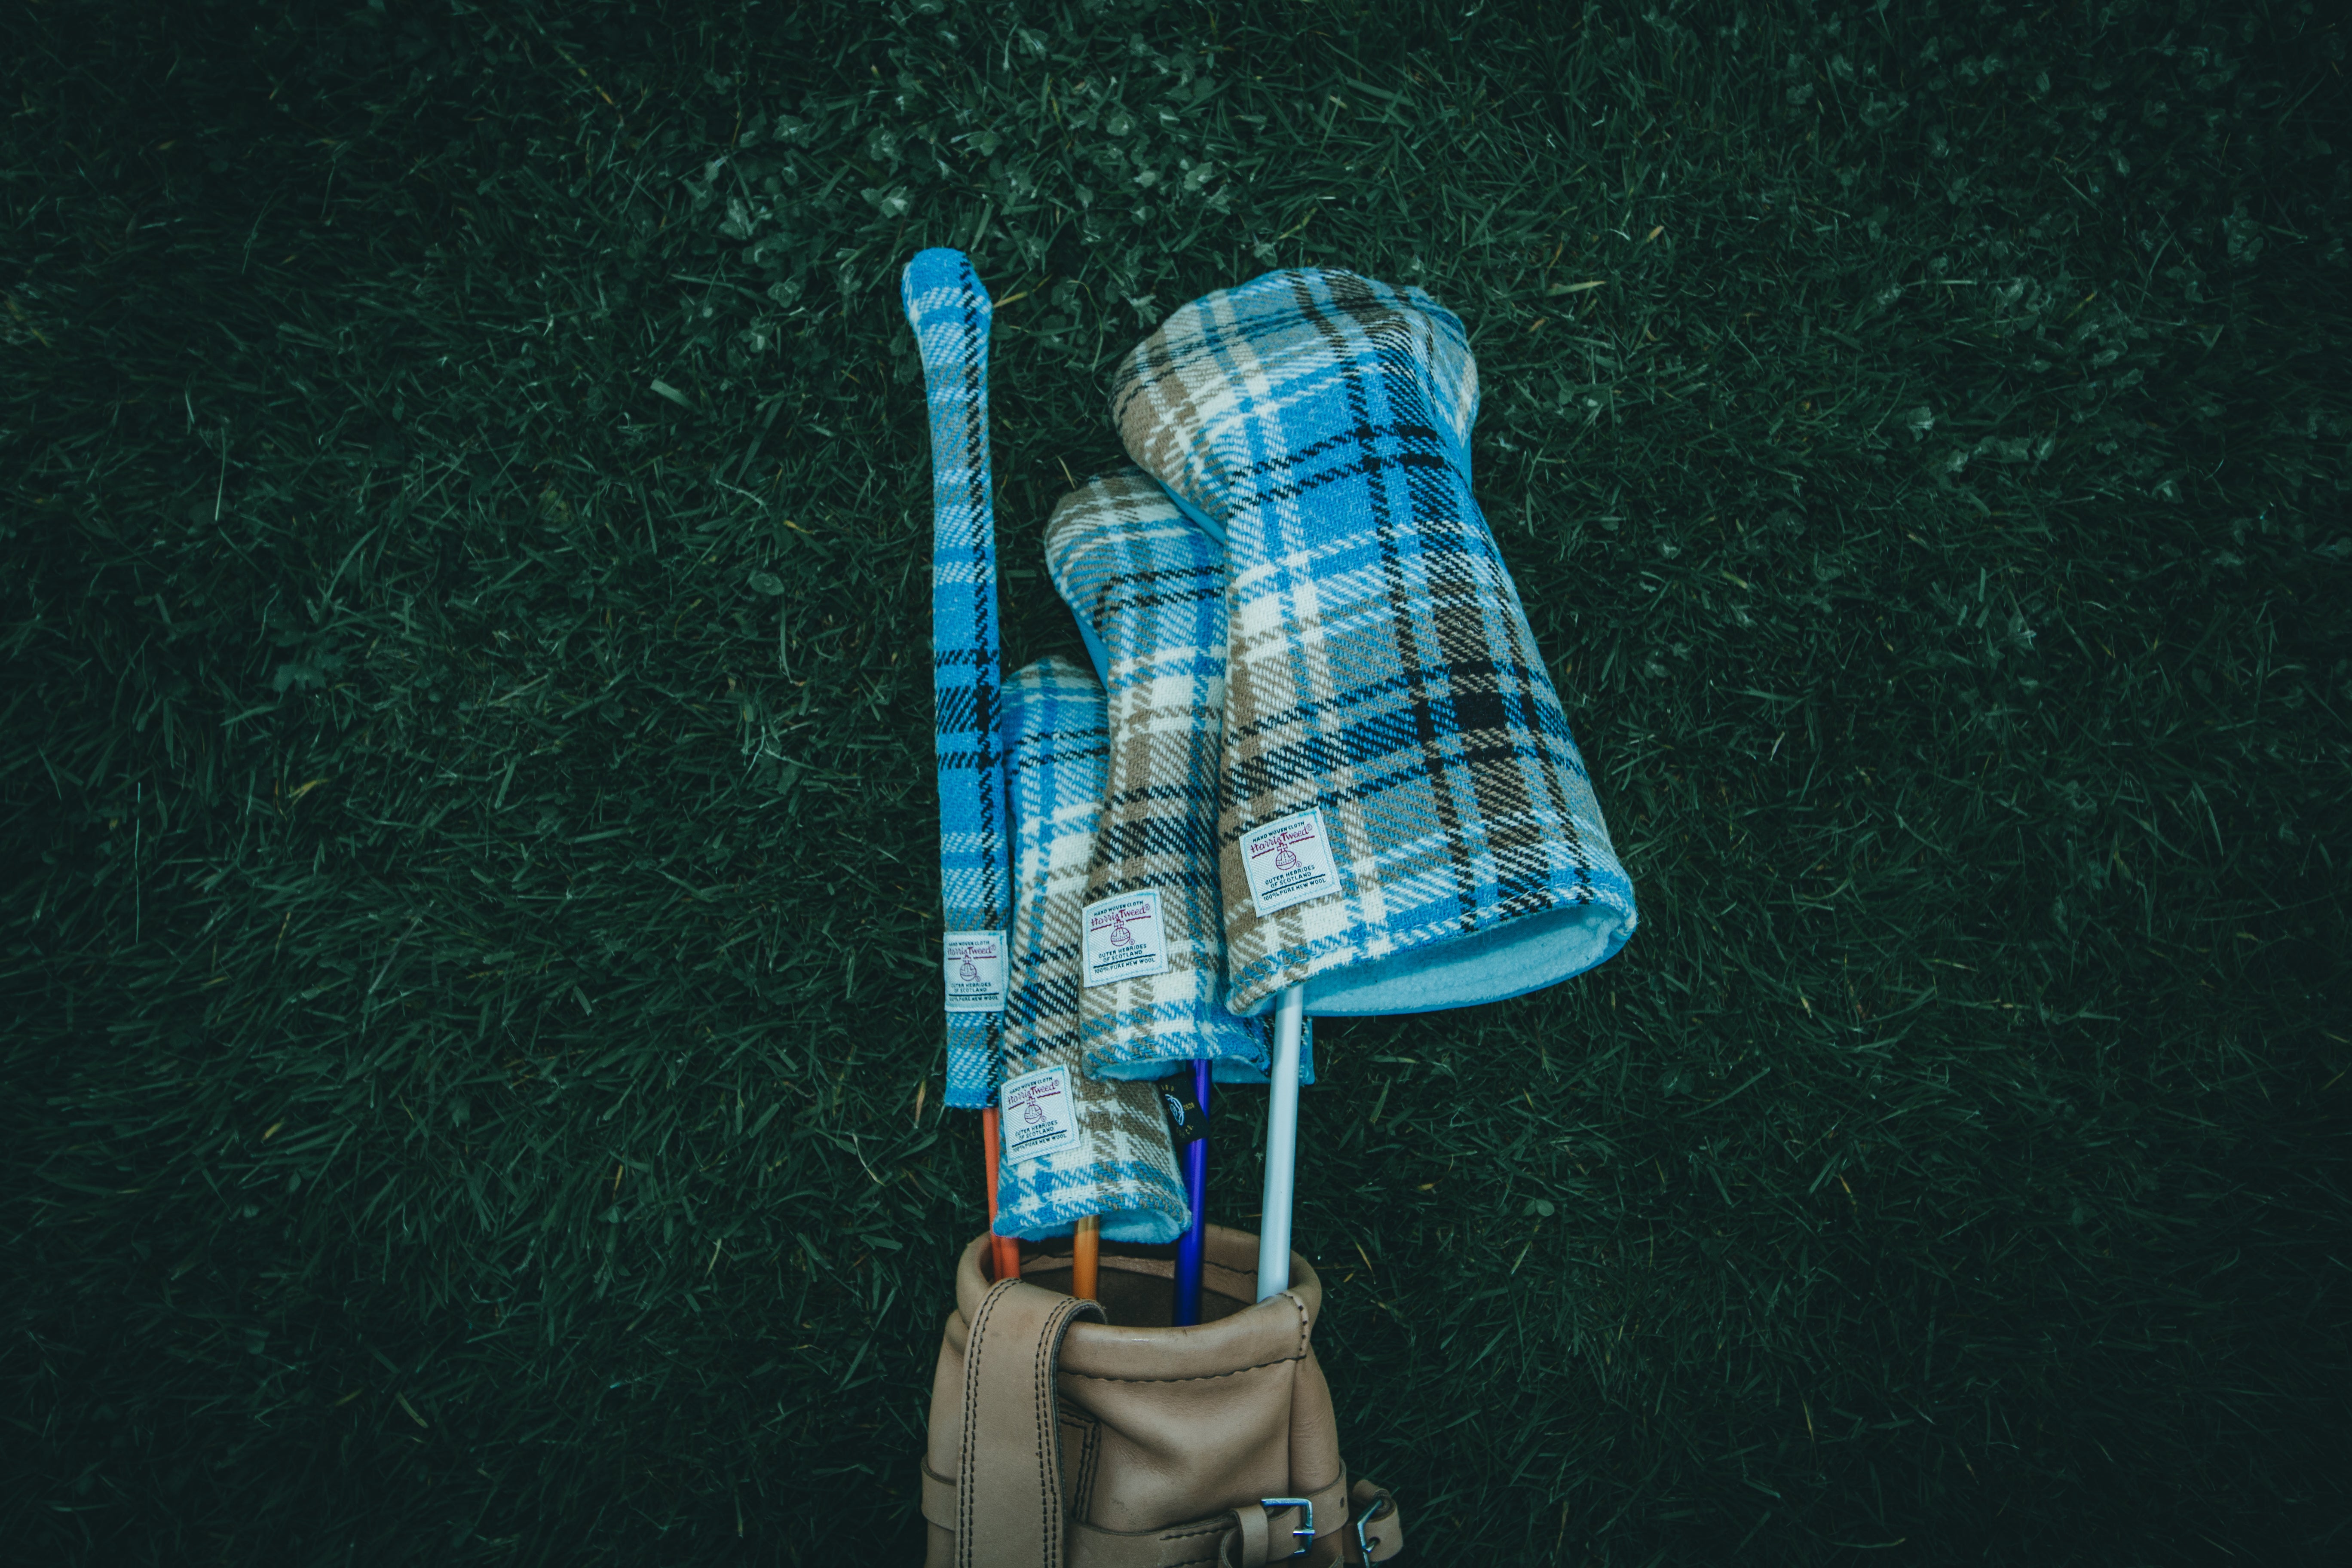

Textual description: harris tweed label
[942,931,1008,1013]
[1080,889,1171,988]
[1240,807,1341,916]
[998,1064,1080,1161]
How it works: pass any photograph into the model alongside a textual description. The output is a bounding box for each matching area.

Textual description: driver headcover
[1112,267,1638,1017]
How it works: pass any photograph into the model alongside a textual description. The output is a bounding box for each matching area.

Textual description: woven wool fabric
[902,249,1011,1108]
[1112,267,1639,1017]
[1043,471,1310,1086]
[993,657,1191,1244]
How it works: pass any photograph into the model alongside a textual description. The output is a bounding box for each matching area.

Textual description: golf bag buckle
[1259,1496,1315,1556]
[1353,1489,1397,1562]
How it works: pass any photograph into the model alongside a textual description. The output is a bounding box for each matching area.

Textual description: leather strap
[922,1463,955,1531]
[1230,1504,1269,1568]
[937,1467,1367,1566]
[956,1278,1106,1568]
[1344,1479,1404,1564]
[1060,1475,1341,1567]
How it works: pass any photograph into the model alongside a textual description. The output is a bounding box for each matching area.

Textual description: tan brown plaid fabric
[1043,472,1289,1083]
[1112,268,1638,1017]
[993,656,1191,1243]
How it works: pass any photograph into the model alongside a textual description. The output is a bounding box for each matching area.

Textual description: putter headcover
[993,657,1191,1244]
[1113,268,1638,1017]
[1044,471,1309,1086]
[903,248,1011,1108]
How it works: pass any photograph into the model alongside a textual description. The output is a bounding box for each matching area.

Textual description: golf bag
[918,1226,1403,1567]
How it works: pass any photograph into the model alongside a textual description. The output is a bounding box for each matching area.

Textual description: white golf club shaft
[1255,983,1305,1299]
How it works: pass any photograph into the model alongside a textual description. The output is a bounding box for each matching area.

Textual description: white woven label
[941,931,1007,1013]
[999,1065,1079,1162]
[1239,807,1341,916]
[1081,888,1170,988]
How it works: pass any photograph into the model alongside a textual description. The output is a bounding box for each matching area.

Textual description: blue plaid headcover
[1113,268,1639,1017]
[902,249,1011,1108]
[1043,471,1310,1086]
[993,657,1191,1244]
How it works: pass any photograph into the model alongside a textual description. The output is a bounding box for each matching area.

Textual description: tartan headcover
[993,657,1191,1244]
[1112,268,1639,1017]
[902,248,1011,1108]
[1042,471,1310,1086]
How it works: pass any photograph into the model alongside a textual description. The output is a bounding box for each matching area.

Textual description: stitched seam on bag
[957,1288,983,1560]
[1034,1298,1062,1565]
[1043,1298,1100,1564]
[1059,1354,1301,1384]
[1054,1407,1091,1519]
[1069,1515,1229,1562]
[959,1281,1010,1565]
[1066,1408,1100,1518]
[959,1288,1007,1561]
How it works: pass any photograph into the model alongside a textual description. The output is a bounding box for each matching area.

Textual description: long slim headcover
[1113,268,1638,1017]
[994,658,1191,1244]
[903,248,1011,1108]
[1044,471,1306,1085]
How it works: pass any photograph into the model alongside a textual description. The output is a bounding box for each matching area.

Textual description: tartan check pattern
[993,657,1191,1245]
[1043,471,1290,1085]
[902,248,1011,1108]
[1112,267,1638,1016]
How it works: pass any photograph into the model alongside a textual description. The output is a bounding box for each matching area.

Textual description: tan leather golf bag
[920,1223,1403,1566]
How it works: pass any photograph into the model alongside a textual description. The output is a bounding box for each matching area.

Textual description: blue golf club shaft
[1172,1058,1210,1324]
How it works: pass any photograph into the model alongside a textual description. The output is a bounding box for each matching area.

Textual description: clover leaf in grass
[271,649,344,692]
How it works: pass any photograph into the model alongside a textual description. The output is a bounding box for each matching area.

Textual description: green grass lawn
[5,1,2347,1562]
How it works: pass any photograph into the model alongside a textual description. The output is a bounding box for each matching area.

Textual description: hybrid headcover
[992,657,1191,1244]
[1045,471,1308,1085]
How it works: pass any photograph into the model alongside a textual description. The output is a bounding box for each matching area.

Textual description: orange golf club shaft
[1072,1214,1100,1302]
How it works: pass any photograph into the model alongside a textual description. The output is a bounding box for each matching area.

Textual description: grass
[3,0,2347,1562]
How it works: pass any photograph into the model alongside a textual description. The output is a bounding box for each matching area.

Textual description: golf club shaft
[1072,1214,1100,1301]
[1173,1058,1210,1325]
[1255,984,1305,1300]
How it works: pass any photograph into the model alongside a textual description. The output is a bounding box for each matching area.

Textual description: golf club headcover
[993,657,1191,1244]
[902,248,1011,1109]
[1112,268,1638,1017]
[1044,470,1312,1087]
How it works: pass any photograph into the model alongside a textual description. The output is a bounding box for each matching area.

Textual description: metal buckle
[1259,1497,1315,1557]
[1352,1492,1395,1562]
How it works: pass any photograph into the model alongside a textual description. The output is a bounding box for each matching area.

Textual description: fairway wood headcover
[902,248,1011,1109]
[1112,268,1639,1017]
[993,656,1191,1244]
[1043,470,1311,1087]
